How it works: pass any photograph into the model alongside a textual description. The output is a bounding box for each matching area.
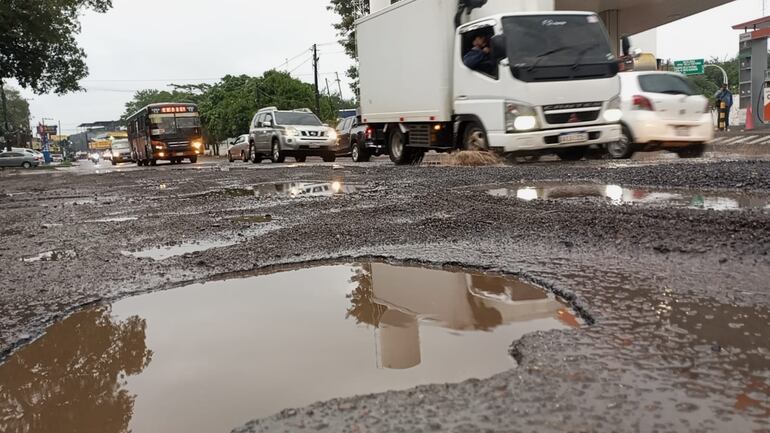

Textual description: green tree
[327,0,369,96]
[0,86,31,149]
[0,0,113,94]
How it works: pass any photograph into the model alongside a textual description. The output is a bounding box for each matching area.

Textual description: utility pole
[325,78,333,98]
[312,44,321,116]
[0,80,10,151]
[335,72,344,97]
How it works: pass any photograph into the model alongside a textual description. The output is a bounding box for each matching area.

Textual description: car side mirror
[490,34,507,62]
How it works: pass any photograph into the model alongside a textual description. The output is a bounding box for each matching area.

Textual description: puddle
[21,250,77,262]
[86,216,139,223]
[485,182,770,211]
[253,181,362,198]
[0,263,578,433]
[123,240,237,261]
[232,214,273,224]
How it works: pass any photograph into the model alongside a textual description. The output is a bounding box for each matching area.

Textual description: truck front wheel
[462,122,489,151]
[556,146,588,161]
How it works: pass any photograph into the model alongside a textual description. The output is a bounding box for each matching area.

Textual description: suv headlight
[283,127,300,137]
[603,95,623,122]
[327,128,338,141]
[505,102,539,132]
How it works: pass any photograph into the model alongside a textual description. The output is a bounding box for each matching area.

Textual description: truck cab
[454,13,622,159]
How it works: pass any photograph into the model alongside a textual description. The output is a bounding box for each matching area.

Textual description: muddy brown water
[485,182,770,211]
[0,263,578,433]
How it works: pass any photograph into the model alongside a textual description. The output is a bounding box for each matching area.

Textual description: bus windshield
[150,114,201,135]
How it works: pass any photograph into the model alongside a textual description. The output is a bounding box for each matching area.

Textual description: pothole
[21,250,77,263]
[483,182,770,211]
[122,240,238,260]
[86,216,139,223]
[0,262,580,433]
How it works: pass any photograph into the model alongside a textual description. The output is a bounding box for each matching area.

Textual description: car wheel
[462,122,489,151]
[271,140,285,163]
[352,142,371,163]
[295,155,307,163]
[251,151,263,164]
[242,150,248,163]
[556,146,588,161]
[111,160,117,166]
[322,152,336,163]
[150,159,157,166]
[228,152,234,163]
[189,156,198,164]
[137,160,143,167]
[22,161,32,169]
[607,126,635,159]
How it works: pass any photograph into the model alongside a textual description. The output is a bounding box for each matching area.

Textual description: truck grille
[545,110,600,125]
[408,125,430,145]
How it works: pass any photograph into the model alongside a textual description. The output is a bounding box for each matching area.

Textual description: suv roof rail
[293,108,313,113]
[258,106,278,113]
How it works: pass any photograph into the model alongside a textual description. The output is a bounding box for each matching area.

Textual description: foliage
[0,86,31,134]
[0,0,113,94]
[121,71,357,144]
[327,0,369,96]
[679,57,740,103]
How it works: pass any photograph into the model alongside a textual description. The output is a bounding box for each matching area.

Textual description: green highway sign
[673,59,705,75]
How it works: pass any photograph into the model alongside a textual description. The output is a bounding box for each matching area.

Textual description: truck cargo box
[357,0,457,124]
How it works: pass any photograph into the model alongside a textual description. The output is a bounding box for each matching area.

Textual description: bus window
[176,117,201,129]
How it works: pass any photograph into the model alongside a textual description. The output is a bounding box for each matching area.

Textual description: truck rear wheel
[189,156,198,164]
[388,129,413,165]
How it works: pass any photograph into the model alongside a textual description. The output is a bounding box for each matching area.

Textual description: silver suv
[248,107,338,163]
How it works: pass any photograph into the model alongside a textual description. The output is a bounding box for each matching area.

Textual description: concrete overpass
[463,0,736,53]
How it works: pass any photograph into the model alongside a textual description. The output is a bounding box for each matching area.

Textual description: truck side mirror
[490,34,507,62]
[621,36,631,57]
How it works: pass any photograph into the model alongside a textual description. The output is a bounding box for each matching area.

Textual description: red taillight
[365,128,373,140]
[632,95,654,111]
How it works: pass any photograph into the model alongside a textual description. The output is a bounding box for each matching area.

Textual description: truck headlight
[603,95,623,122]
[505,102,539,132]
[192,140,203,149]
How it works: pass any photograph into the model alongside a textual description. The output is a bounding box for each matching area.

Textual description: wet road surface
[1,155,769,432]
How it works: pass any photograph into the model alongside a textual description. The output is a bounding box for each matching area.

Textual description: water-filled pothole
[21,249,77,262]
[123,240,238,261]
[206,181,364,199]
[0,262,579,433]
[485,182,770,211]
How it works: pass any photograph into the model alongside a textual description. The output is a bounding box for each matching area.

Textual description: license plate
[174,152,184,156]
[675,126,690,137]
[559,132,589,145]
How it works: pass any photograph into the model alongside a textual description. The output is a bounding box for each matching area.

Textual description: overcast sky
[13,0,768,134]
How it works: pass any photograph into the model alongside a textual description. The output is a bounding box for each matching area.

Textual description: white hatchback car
[610,71,713,159]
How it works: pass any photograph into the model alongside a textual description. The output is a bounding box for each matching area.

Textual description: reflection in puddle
[0,263,577,433]
[21,250,77,262]
[86,216,139,223]
[123,240,237,261]
[487,182,770,211]
[254,181,361,198]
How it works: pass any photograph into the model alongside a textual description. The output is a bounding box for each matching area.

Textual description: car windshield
[638,74,696,96]
[112,140,130,149]
[502,15,613,69]
[274,112,322,126]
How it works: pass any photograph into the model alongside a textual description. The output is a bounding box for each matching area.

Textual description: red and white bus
[127,103,204,166]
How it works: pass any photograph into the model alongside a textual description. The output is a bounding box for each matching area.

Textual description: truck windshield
[502,15,615,82]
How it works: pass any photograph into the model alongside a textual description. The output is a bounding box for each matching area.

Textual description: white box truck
[356,0,623,164]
